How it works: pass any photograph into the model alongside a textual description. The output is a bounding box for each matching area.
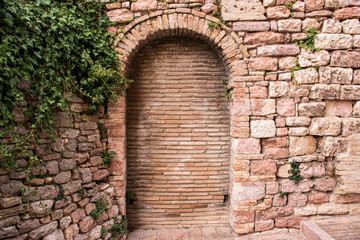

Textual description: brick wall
[126,37,230,228]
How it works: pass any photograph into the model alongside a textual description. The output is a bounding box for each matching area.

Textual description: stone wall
[1,0,360,239]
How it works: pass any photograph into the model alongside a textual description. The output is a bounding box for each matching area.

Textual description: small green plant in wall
[101,150,116,167]
[279,191,288,199]
[222,79,232,100]
[101,216,129,239]
[90,198,109,220]
[288,160,303,184]
[295,27,319,52]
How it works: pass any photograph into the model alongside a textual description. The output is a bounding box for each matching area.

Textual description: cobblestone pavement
[127,227,305,240]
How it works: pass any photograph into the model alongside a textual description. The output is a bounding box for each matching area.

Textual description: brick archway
[105,9,251,232]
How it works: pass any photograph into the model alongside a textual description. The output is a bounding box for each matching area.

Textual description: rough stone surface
[305,0,325,12]
[299,102,326,116]
[233,21,270,32]
[331,51,360,68]
[131,0,157,11]
[233,138,261,155]
[309,118,342,136]
[309,84,341,100]
[251,120,276,138]
[251,99,276,115]
[294,68,319,85]
[258,45,300,56]
[232,182,265,202]
[278,19,302,32]
[266,6,290,19]
[29,221,58,240]
[315,34,353,50]
[107,9,133,23]
[249,57,278,71]
[289,136,317,156]
[322,19,342,33]
[298,50,330,67]
[222,0,266,20]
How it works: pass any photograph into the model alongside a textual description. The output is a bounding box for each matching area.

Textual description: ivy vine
[0,0,130,171]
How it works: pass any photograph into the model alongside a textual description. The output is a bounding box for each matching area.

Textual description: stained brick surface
[126,37,230,228]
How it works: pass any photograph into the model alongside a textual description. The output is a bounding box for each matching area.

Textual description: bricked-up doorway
[126,36,230,228]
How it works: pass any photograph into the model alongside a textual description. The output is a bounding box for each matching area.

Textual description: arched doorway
[126,36,230,229]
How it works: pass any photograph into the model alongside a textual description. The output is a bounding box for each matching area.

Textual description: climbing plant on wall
[0,0,130,170]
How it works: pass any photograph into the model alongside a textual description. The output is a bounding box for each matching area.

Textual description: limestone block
[325,0,360,9]
[233,21,270,32]
[232,138,261,155]
[314,34,353,50]
[289,136,317,156]
[342,19,360,34]
[251,120,276,138]
[221,0,266,20]
[266,6,290,19]
[325,101,353,117]
[322,19,342,33]
[232,182,265,202]
[293,68,319,85]
[249,57,278,71]
[279,57,297,69]
[354,35,360,47]
[289,127,309,136]
[305,0,325,12]
[107,9,133,23]
[244,32,284,45]
[278,19,302,32]
[318,203,349,215]
[286,117,312,127]
[302,18,321,31]
[331,51,360,68]
[334,7,360,20]
[319,66,353,84]
[258,44,300,56]
[299,50,330,67]
[269,82,289,98]
[299,102,325,116]
[131,0,157,11]
[340,85,360,100]
[309,84,340,100]
[251,99,276,115]
[311,117,342,136]
[277,99,295,116]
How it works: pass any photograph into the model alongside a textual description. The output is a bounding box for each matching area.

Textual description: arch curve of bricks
[104,8,252,233]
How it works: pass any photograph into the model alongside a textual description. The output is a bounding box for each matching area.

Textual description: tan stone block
[289,136,317,156]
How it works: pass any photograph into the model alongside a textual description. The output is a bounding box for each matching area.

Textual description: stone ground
[127,227,305,240]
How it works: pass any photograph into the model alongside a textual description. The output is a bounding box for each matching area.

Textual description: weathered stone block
[231,99,251,116]
[315,34,353,50]
[293,68,318,85]
[273,194,287,207]
[286,117,312,127]
[298,50,330,68]
[340,85,360,100]
[325,0,360,9]
[201,3,218,14]
[302,18,321,31]
[63,180,82,195]
[244,32,284,45]
[354,70,360,84]
[250,86,268,99]
[278,19,302,32]
[269,82,289,98]
[354,35,360,47]
[277,164,291,178]
[309,118,342,136]
[255,220,274,232]
[249,57,278,71]
[289,127,309,136]
[262,206,293,220]
[288,193,308,207]
[319,67,353,84]
[233,21,270,32]
[43,229,65,240]
[107,9,134,23]
[18,219,41,234]
[251,120,276,138]
[342,19,360,34]
[30,200,54,218]
[93,169,110,181]
[232,182,265,202]
[251,99,276,115]
[277,99,296,116]
[258,44,300,56]
[233,138,261,155]
[131,0,157,11]
[315,177,336,192]
[318,203,349,215]
[309,84,340,100]
[29,221,58,240]
[53,171,72,184]
[322,19,342,33]
[331,51,360,68]
[279,57,297,69]
[334,7,360,20]
[299,102,326,116]
[221,0,265,20]
[289,136,317,156]
[342,118,360,136]
[251,160,277,175]
[0,226,19,239]
[309,192,329,204]
[265,148,289,159]
[305,0,325,12]
[266,6,290,19]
